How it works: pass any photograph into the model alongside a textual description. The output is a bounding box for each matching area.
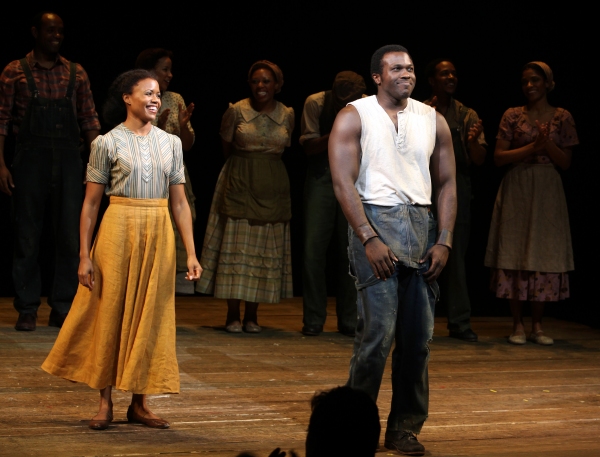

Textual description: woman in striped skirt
[42,69,201,430]
[196,60,294,333]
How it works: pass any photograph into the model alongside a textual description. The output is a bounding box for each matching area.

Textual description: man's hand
[365,237,398,280]
[467,119,484,143]
[0,165,14,195]
[420,244,450,283]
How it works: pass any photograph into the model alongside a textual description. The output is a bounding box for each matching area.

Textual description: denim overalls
[12,58,83,315]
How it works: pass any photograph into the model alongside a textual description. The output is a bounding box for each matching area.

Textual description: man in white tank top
[329,45,457,456]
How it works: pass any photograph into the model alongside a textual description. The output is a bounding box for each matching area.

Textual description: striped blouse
[87,124,185,198]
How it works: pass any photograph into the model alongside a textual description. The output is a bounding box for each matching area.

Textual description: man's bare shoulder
[333,105,361,133]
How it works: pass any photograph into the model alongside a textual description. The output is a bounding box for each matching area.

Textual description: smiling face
[123,78,161,123]
[153,57,173,93]
[521,68,549,102]
[33,13,64,56]
[248,68,277,105]
[372,51,416,101]
[429,61,457,96]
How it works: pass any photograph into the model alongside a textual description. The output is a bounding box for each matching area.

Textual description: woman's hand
[78,257,95,290]
[179,102,194,128]
[185,255,202,281]
[157,109,171,130]
[532,120,550,153]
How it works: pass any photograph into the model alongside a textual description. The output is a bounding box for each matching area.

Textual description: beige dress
[196,99,294,303]
[42,125,185,393]
[484,107,579,301]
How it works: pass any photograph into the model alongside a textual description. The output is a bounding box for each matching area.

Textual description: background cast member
[424,59,486,342]
[0,12,100,331]
[136,48,197,295]
[196,60,294,334]
[485,61,578,346]
[329,45,456,456]
[42,69,201,430]
[299,71,366,337]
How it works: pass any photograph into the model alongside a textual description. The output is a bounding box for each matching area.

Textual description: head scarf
[527,61,555,92]
[332,71,366,112]
[248,60,284,94]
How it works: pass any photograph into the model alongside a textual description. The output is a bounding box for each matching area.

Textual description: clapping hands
[467,119,484,143]
[179,102,194,127]
[533,120,550,153]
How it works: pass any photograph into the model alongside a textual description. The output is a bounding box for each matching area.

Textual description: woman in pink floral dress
[485,62,578,345]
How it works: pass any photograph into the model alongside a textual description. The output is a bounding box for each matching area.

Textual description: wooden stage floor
[0,297,599,457]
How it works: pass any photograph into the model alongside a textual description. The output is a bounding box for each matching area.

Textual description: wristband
[356,223,379,246]
[436,228,453,249]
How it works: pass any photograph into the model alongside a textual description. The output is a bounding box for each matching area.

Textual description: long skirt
[42,197,179,394]
[485,163,573,301]
[195,159,293,304]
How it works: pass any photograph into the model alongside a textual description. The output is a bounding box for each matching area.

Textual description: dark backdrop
[0,4,595,327]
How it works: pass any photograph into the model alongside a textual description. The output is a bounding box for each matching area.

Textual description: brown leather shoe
[48,309,68,328]
[127,405,170,429]
[89,412,113,430]
[15,312,37,331]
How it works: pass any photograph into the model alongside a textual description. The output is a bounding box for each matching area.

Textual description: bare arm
[169,184,202,281]
[494,138,537,166]
[422,112,457,282]
[545,142,572,170]
[78,182,105,290]
[329,106,397,280]
[0,135,14,195]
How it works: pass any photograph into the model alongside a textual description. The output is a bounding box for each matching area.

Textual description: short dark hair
[370,44,409,75]
[102,69,155,127]
[424,58,454,80]
[135,48,174,71]
[306,386,380,457]
[32,11,59,30]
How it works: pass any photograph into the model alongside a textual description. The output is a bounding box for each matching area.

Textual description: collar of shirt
[240,98,287,125]
[25,50,67,71]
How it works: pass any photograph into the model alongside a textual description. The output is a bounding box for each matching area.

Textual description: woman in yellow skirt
[41,69,201,430]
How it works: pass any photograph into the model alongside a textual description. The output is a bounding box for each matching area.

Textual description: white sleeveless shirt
[349,96,436,206]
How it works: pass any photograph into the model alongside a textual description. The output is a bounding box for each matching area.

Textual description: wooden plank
[0,297,599,456]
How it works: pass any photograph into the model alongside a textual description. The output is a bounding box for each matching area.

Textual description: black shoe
[48,309,69,328]
[301,325,323,336]
[449,328,478,342]
[338,326,356,337]
[15,312,37,331]
[384,430,425,456]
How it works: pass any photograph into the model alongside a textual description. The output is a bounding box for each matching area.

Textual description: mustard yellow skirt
[42,197,179,394]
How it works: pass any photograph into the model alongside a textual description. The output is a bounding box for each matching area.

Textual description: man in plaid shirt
[0,11,100,331]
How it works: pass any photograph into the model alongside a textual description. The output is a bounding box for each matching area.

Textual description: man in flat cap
[299,71,366,337]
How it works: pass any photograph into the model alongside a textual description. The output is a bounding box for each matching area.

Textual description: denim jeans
[12,145,83,314]
[302,166,357,330]
[347,203,438,434]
